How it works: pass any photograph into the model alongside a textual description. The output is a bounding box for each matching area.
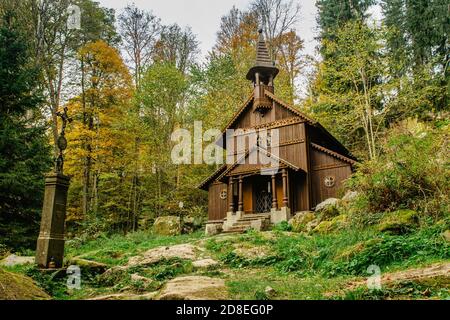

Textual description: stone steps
[222,213,272,234]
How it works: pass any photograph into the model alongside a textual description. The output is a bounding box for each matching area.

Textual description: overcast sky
[96,1,381,98]
[97,0,321,59]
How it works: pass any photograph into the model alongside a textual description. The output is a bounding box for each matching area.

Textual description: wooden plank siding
[233,99,297,130]
[227,120,308,172]
[204,89,355,220]
[290,171,309,212]
[310,148,352,207]
[208,182,228,221]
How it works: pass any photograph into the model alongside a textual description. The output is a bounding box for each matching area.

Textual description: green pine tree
[0,12,52,250]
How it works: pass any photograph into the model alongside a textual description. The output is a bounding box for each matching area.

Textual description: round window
[324,176,336,188]
[220,189,227,200]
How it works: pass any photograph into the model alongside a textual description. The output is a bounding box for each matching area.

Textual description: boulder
[89,292,158,300]
[442,230,450,242]
[127,244,201,267]
[265,286,276,299]
[68,258,108,273]
[289,211,316,233]
[233,244,271,259]
[182,216,205,234]
[315,198,340,212]
[0,268,50,300]
[0,254,34,267]
[315,198,341,221]
[312,215,348,234]
[331,214,349,228]
[131,273,154,286]
[305,218,320,233]
[378,210,419,234]
[158,276,228,300]
[100,266,128,285]
[192,259,219,269]
[153,216,181,236]
[342,191,358,202]
[312,220,334,234]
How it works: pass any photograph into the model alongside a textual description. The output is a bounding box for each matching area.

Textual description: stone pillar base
[270,207,291,225]
[205,222,223,236]
[36,173,70,269]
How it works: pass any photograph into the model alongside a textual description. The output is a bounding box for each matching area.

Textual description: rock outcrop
[153,216,181,236]
[0,254,34,267]
[0,268,50,300]
[158,276,227,300]
[69,258,108,273]
[289,211,316,233]
[127,243,202,267]
[378,210,419,234]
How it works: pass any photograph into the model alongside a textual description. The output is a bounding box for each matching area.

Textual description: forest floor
[2,225,449,300]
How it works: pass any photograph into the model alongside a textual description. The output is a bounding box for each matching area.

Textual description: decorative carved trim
[313,163,350,171]
[219,146,300,181]
[232,117,305,137]
[221,93,254,132]
[227,164,288,177]
[198,164,227,190]
[229,139,304,156]
[264,90,317,125]
[311,143,357,165]
[276,139,305,147]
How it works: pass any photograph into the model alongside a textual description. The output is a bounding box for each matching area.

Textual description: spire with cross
[246,29,279,84]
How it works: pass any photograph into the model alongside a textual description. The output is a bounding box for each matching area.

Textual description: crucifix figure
[55,107,72,174]
[36,107,73,269]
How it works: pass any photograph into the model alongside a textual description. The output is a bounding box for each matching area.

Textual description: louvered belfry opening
[247,29,280,115]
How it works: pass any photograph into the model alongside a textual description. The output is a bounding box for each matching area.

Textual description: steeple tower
[246,29,279,85]
[247,29,279,115]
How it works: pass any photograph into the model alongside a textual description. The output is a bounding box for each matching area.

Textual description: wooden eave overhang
[216,146,301,182]
[311,143,357,165]
[198,164,227,191]
[264,90,357,161]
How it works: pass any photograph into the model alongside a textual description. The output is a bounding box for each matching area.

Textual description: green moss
[290,212,316,233]
[313,215,348,234]
[0,268,50,300]
[313,220,334,234]
[378,210,419,234]
[319,205,341,221]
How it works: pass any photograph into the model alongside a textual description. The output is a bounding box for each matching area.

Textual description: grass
[339,276,450,300]
[226,268,356,300]
[2,219,448,300]
[64,230,205,266]
[205,224,449,278]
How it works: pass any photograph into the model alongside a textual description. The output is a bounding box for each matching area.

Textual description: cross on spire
[246,29,279,83]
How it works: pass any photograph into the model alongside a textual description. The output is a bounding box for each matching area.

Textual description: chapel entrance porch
[222,168,302,232]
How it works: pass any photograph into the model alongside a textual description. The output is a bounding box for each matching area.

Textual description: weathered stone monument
[36,108,72,269]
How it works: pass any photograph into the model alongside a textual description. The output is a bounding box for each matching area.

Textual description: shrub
[347,120,449,222]
[328,219,450,275]
[272,221,292,232]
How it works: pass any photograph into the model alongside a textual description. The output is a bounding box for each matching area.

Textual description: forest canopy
[0,0,448,251]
